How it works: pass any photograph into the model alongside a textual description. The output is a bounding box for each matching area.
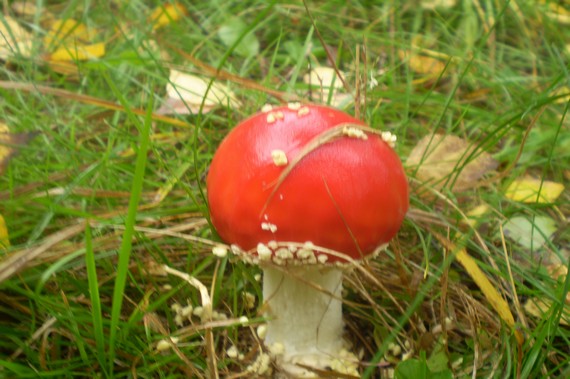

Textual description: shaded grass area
[1,1,569,378]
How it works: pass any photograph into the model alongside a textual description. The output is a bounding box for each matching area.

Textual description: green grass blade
[105,76,154,374]
[85,222,108,373]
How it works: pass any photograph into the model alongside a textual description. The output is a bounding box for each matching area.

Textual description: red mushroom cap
[207,104,408,264]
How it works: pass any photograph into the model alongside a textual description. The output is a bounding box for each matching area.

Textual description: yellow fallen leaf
[0,214,9,250]
[43,19,93,48]
[398,49,447,77]
[456,248,520,336]
[0,16,34,60]
[49,42,105,61]
[505,177,564,203]
[464,203,490,227]
[150,3,187,30]
[407,134,498,192]
[436,232,523,344]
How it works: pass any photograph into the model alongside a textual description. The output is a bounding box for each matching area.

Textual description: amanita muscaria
[207,103,409,376]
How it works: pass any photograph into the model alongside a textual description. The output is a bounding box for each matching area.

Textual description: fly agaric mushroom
[207,103,408,376]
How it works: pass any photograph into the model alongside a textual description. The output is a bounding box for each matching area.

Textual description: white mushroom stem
[262,265,352,376]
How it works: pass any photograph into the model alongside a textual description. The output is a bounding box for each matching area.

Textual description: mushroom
[207,103,409,377]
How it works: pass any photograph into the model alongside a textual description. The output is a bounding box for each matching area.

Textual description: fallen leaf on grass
[0,16,34,60]
[455,247,521,341]
[156,69,241,115]
[464,203,490,227]
[505,177,564,203]
[43,18,105,76]
[503,215,557,250]
[407,134,498,192]
[149,3,187,30]
[43,19,93,48]
[524,297,570,326]
[304,66,345,91]
[49,42,105,61]
[434,232,522,344]
[398,49,447,77]
[303,67,353,107]
[0,214,9,250]
[547,263,569,281]
[0,122,37,175]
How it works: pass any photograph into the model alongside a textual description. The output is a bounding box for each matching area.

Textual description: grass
[1,0,569,378]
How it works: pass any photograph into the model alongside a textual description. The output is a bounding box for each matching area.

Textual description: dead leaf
[0,122,37,175]
[156,69,241,115]
[43,19,104,66]
[407,134,498,192]
[49,42,105,61]
[503,215,557,250]
[0,214,9,250]
[524,297,570,326]
[303,67,353,107]
[0,16,34,60]
[43,19,93,48]
[464,203,490,227]
[505,177,564,203]
[456,246,521,340]
[434,232,523,344]
[149,3,187,30]
[546,263,568,282]
[398,49,446,77]
[304,67,345,90]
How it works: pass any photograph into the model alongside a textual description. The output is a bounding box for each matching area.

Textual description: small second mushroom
[207,104,409,377]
